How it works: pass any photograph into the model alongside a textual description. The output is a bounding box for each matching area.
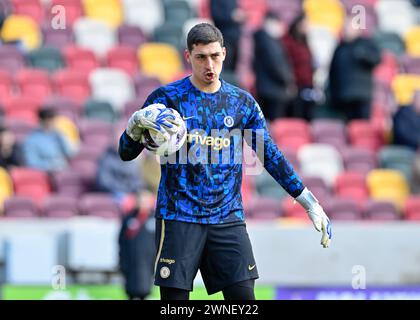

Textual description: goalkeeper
[119,23,331,300]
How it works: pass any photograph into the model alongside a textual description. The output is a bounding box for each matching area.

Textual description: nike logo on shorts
[248,264,256,271]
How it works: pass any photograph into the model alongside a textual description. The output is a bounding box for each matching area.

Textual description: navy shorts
[154,219,259,295]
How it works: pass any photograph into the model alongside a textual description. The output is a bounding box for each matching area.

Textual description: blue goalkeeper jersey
[119,76,304,224]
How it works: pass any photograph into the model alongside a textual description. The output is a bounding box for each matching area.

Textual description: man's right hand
[125,104,177,141]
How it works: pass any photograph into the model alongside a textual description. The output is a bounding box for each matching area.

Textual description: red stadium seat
[0,70,13,101]
[270,118,311,151]
[364,200,399,220]
[10,167,51,203]
[62,46,99,75]
[404,197,420,221]
[11,0,45,23]
[324,197,362,221]
[15,69,52,103]
[245,196,282,220]
[43,195,79,218]
[282,198,309,221]
[52,69,91,104]
[348,120,383,151]
[341,146,377,174]
[4,196,39,218]
[51,169,86,197]
[3,96,42,124]
[105,46,138,76]
[335,171,368,206]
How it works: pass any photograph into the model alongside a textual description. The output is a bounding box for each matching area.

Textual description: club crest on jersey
[224,116,234,128]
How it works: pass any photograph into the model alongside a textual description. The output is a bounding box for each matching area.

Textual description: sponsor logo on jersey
[186,131,230,150]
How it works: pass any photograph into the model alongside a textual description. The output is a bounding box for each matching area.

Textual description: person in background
[0,123,22,168]
[328,18,381,121]
[210,0,247,72]
[282,13,317,120]
[253,11,296,121]
[393,90,420,151]
[22,108,73,172]
[118,190,156,300]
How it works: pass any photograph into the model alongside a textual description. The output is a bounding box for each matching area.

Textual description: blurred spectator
[393,90,420,151]
[283,13,317,120]
[118,190,156,300]
[253,11,296,121]
[96,138,145,204]
[210,0,246,72]
[0,123,22,168]
[22,108,73,172]
[328,19,381,121]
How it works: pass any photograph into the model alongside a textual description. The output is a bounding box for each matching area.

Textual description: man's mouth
[205,72,215,80]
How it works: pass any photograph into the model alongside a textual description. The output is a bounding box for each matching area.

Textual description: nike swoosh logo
[182,116,195,120]
[248,264,256,271]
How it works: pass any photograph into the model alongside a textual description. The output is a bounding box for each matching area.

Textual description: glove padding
[126,104,179,141]
[295,188,332,248]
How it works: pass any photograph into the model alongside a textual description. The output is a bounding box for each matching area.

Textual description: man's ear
[184,49,191,63]
[222,46,226,61]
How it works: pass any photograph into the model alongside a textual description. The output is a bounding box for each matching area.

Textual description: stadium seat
[137,43,183,84]
[373,31,406,57]
[0,15,42,50]
[82,0,123,29]
[10,167,51,203]
[254,169,289,200]
[0,45,25,73]
[376,0,417,37]
[301,175,330,203]
[52,69,91,104]
[378,145,416,184]
[83,99,118,122]
[0,70,13,100]
[341,146,377,174]
[164,0,194,27]
[50,0,84,27]
[152,22,184,52]
[245,196,282,220]
[117,24,148,49]
[404,196,420,220]
[73,18,117,57]
[404,26,420,57]
[266,0,302,25]
[348,120,383,151]
[304,0,345,35]
[311,118,347,148]
[11,0,45,23]
[15,69,52,103]
[4,119,37,143]
[62,46,99,75]
[3,96,41,124]
[298,143,343,186]
[3,196,38,218]
[51,169,86,197]
[401,55,420,74]
[123,97,147,119]
[367,169,410,210]
[121,0,164,36]
[324,197,362,220]
[0,167,13,213]
[391,74,420,106]
[133,73,162,100]
[70,148,101,189]
[89,68,135,112]
[270,118,311,151]
[41,24,74,49]
[44,95,82,120]
[78,119,113,150]
[334,171,368,206]
[26,47,65,72]
[43,195,79,218]
[105,46,138,77]
[364,200,400,220]
[79,193,120,218]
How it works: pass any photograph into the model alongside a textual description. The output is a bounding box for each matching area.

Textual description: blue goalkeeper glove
[295,188,332,248]
[126,103,178,141]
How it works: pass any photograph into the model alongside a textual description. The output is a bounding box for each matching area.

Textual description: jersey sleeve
[118,88,172,161]
[245,98,305,198]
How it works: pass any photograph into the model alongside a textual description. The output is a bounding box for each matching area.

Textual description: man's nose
[205,57,213,69]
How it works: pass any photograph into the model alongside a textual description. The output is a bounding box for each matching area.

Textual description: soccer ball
[140,105,187,156]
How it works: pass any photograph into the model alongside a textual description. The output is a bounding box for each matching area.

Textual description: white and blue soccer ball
[140,104,187,157]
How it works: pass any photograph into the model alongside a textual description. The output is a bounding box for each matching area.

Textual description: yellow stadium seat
[367,169,410,210]
[82,0,123,29]
[304,0,345,35]
[53,115,80,150]
[0,15,41,50]
[0,167,13,214]
[405,26,420,57]
[138,43,183,84]
[391,74,420,106]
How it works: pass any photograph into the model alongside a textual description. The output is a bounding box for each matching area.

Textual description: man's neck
[190,75,221,93]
